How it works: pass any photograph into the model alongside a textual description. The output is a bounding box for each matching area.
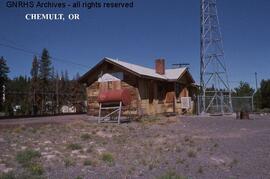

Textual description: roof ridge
[105,57,154,70]
[104,57,187,81]
[105,57,186,70]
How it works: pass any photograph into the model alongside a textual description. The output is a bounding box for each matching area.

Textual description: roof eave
[177,68,195,83]
[78,58,107,83]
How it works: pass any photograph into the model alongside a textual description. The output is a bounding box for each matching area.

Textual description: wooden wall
[86,74,139,116]
[85,65,195,116]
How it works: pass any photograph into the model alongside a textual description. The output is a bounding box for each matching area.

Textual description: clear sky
[0,0,270,88]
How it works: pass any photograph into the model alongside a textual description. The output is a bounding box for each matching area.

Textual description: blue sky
[0,0,270,88]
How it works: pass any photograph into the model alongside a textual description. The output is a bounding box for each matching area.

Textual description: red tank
[98,89,132,106]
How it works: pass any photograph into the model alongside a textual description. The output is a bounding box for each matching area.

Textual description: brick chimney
[155,59,165,75]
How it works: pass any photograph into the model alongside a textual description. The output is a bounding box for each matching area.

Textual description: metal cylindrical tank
[98,89,132,106]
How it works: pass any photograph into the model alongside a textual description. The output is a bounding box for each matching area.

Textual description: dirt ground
[0,114,270,179]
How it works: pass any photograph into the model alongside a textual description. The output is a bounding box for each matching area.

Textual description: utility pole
[200,0,233,115]
[254,72,258,111]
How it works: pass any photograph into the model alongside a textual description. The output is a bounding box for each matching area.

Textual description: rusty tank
[98,89,132,106]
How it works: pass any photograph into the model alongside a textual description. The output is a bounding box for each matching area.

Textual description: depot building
[79,57,197,116]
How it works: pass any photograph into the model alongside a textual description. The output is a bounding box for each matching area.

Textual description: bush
[197,166,203,174]
[259,108,270,113]
[83,159,92,166]
[64,158,75,167]
[75,176,83,179]
[187,150,196,158]
[159,171,187,179]
[0,172,16,179]
[16,149,41,167]
[138,115,161,123]
[28,163,44,175]
[66,143,82,150]
[101,153,114,164]
[80,133,91,140]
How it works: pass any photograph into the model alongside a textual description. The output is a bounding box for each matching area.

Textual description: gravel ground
[0,114,270,179]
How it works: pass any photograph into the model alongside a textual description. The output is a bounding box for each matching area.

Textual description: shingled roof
[79,57,195,84]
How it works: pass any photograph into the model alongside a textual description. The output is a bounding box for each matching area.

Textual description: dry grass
[1,115,269,178]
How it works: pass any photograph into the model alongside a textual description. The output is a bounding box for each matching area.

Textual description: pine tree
[260,79,270,109]
[31,56,39,81]
[39,49,52,114]
[0,56,10,111]
[234,81,254,96]
[39,49,52,85]
[6,76,31,115]
[30,56,40,115]
[71,73,86,112]
[55,71,60,113]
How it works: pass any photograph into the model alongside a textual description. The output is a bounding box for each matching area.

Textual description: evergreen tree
[233,81,254,96]
[64,70,69,81]
[30,56,40,115]
[6,76,31,115]
[39,49,52,85]
[260,79,270,109]
[38,49,52,114]
[31,56,39,81]
[233,81,255,112]
[254,89,262,110]
[55,71,60,113]
[0,56,10,111]
[70,73,86,112]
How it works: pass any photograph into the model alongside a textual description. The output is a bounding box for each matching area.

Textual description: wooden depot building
[79,57,197,116]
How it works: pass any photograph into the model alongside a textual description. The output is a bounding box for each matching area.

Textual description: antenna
[172,63,190,69]
[200,0,233,114]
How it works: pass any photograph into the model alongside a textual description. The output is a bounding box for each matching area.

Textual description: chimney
[155,59,165,75]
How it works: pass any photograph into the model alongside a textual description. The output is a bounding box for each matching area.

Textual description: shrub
[0,172,16,179]
[187,150,196,158]
[83,159,92,166]
[80,133,91,140]
[67,143,82,150]
[86,146,94,153]
[175,146,182,153]
[101,153,114,164]
[159,171,187,179]
[75,176,83,179]
[229,159,239,168]
[184,136,190,142]
[64,158,75,167]
[29,163,44,175]
[197,166,203,174]
[176,158,185,164]
[16,149,41,167]
[28,127,37,134]
[13,127,24,133]
[259,108,270,113]
[138,115,161,123]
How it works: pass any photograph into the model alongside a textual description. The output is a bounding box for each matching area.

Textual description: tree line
[233,81,270,112]
[0,49,86,116]
[0,49,270,116]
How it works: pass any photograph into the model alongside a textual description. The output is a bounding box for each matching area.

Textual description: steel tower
[200,0,233,114]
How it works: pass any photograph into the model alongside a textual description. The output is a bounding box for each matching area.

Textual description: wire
[0,42,89,69]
